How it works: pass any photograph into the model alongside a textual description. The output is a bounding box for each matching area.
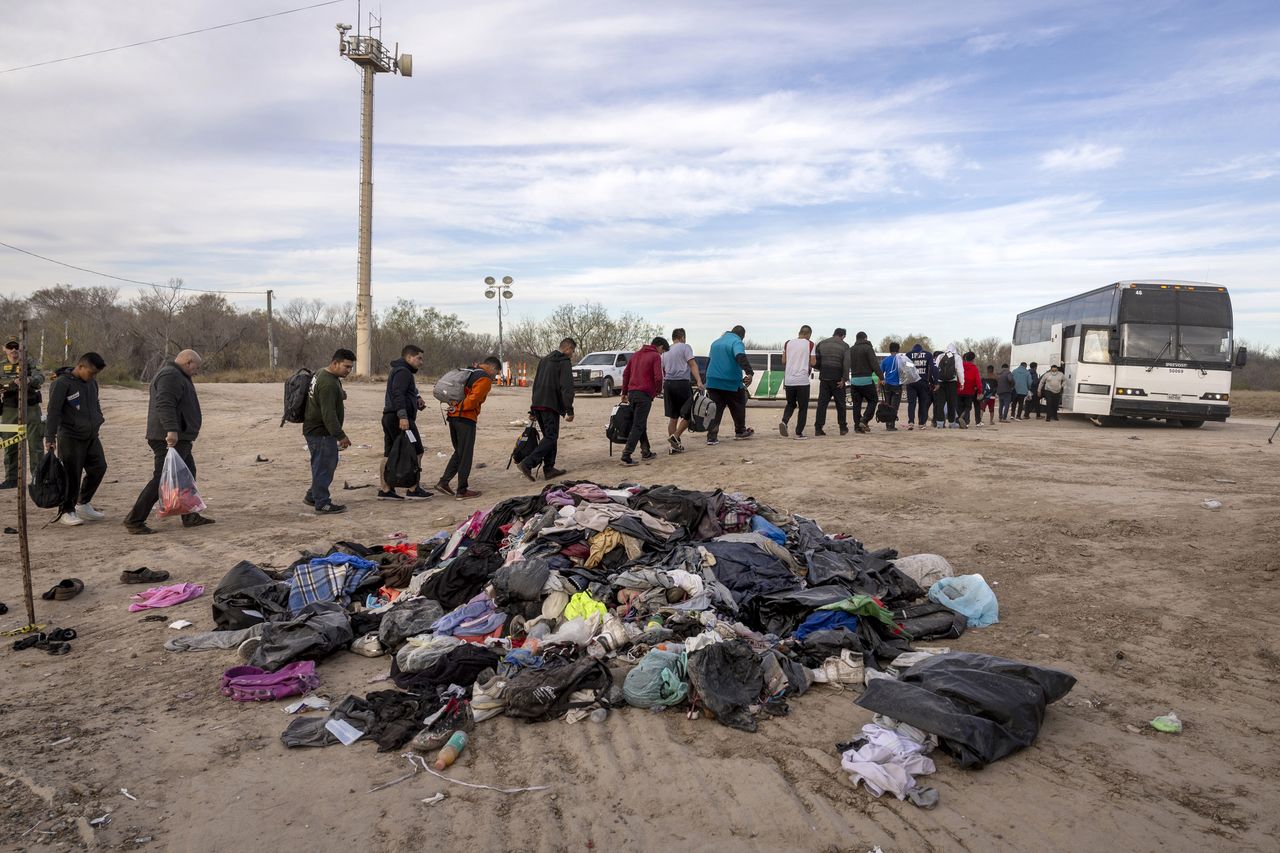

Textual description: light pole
[484,276,514,374]
[337,17,412,377]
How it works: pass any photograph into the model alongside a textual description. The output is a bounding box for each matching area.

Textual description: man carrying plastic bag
[123,349,215,534]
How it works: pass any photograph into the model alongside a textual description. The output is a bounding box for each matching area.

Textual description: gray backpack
[432,368,474,404]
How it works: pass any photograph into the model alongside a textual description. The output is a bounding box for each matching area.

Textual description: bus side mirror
[1235,347,1248,367]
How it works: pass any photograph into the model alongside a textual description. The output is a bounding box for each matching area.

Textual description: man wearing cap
[1,339,45,489]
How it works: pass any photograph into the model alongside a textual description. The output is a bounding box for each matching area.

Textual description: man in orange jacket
[436,356,501,500]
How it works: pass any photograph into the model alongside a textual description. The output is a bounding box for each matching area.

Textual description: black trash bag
[687,640,765,732]
[418,546,503,611]
[28,450,67,510]
[891,602,967,641]
[378,598,445,651]
[491,558,551,607]
[391,643,501,692]
[630,485,725,540]
[504,657,613,722]
[385,432,421,488]
[212,560,291,630]
[703,541,802,614]
[787,628,864,668]
[746,584,854,637]
[247,601,354,671]
[855,652,1076,769]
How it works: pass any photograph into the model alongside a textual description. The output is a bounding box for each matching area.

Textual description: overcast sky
[3,0,1278,352]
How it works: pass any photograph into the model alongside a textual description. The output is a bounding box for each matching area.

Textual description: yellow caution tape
[0,424,27,449]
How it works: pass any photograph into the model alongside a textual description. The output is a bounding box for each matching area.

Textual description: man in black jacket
[379,344,432,500]
[123,349,215,534]
[812,328,851,436]
[848,331,883,433]
[518,337,576,481]
[1,338,45,488]
[44,352,108,526]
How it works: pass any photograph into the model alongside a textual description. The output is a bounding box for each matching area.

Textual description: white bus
[1010,280,1247,427]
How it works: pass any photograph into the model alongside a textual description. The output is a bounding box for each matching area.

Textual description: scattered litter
[89,815,112,828]
[1200,499,1222,510]
[175,691,196,700]
[355,443,372,449]
[1150,712,1183,733]
[403,754,549,794]
[475,463,487,470]
[1212,478,1236,484]
[120,788,138,800]
[3,526,16,534]
[421,793,446,806]
[343,481,373,491]
[386,531,408,541]
[508,419,528,426]
[169,620,194,630]
[325,718,364,745]
[49,736,72,746]
[139,615,167,623]
[134,836,153,844]
[436,452,449,458]
[254,455,271,463]
[1124,724,1141,734]
[284,695,331,714]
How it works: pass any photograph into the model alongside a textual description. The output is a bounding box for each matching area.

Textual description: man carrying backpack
[619,337,667,466]
[1,338,45,489]
[704,326,754,445]
[380,345,432,500]
[849,331,883,434]
[780,325,815,439]
[518,338,576,481]
[303,349,355,514]
[812,328,851,436]
[662,328,703,454]
[123,349,215,534]
[436,357,501,499]
[935,344,962,429]
[43,352,108,525]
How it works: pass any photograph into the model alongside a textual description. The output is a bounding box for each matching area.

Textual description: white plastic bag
[157,447,207,518]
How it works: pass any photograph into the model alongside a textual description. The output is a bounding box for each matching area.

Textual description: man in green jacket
[1,338,45,488]
[303,349,355,513]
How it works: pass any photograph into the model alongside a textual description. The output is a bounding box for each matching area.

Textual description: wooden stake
[16,319,35,626]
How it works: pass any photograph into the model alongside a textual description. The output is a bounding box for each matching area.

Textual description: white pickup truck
[572,350,631,396]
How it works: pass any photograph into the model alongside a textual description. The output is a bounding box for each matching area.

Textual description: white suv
[572,350,631,396]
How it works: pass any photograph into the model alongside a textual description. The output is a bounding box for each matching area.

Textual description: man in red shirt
[619,337,668,467]
[957,351,982,427]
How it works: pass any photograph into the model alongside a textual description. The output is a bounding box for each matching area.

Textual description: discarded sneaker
[41,579,84,601]
[120,567,171,585]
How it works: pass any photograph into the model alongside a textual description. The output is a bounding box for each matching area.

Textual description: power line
[0,0,346,75]
[0,240,269,296]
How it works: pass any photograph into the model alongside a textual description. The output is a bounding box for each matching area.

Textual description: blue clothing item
[750,514,787,545]
[706,331,746,391]
[880,355,900,385]
[1012,366,1032,395]
[288,553,379,612]
[793,609,860,641]
[432,594,504,636]
[850,375,877,386]
[304,435,339,509]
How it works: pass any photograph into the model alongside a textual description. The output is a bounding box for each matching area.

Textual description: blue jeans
[305,435,339,508]
[998,392,1012,420]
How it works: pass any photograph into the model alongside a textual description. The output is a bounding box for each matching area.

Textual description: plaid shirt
[288,554,378,612]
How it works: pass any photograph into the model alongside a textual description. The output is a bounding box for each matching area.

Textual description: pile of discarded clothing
[168,480,1072,803]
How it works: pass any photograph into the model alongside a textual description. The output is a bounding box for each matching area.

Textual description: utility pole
[265,289,276,371]
[63,318,69,362]
[336,17,412,377]
[484,276,515,375]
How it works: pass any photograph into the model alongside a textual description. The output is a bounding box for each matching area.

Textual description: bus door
[1058,323,1078,410]
[1072,326,1114,415]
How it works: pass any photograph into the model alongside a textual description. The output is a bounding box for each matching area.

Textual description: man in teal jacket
[704,326,754,445]
[1011,362,1032,419]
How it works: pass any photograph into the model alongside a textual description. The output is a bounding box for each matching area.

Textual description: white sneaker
[75,503,106,521]
[59,512,84,526]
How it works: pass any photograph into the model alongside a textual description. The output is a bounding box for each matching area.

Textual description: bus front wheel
[1178,419,1204,429]
[1090,416,1125,427]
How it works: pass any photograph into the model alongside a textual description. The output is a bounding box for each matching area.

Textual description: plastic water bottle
[433,731,468,770]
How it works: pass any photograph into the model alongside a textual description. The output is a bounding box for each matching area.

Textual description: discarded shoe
[41,579,84,601]
[121,567,171,585]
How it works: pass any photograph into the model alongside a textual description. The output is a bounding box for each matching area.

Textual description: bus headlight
[1199,392,1229,401]
[1115,387,1147,396]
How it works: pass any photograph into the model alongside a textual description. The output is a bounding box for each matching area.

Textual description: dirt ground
[2,382,1278,853]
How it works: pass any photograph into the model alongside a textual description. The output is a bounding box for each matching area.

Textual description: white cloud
[964,25,1072,55]
[1039,143,1124,172]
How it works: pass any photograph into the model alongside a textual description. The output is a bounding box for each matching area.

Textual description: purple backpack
[220,661,320,702]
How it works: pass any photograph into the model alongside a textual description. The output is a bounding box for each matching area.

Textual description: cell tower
[337,11,412,377]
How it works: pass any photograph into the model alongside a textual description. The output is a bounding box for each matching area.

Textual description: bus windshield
[1119,287,1233,364]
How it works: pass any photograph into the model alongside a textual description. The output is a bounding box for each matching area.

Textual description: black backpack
[280,368,314,427]
[385,431,422,488]
[507,420,541,470]
[28,450,67,510]
[605,403,634,456]
[938,353,957,382]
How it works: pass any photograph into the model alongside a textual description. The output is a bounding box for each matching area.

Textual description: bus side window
[1082,329,1112,363]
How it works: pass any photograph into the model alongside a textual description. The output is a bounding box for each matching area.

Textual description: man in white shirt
[779,325,816,439]
[661,328,704,454]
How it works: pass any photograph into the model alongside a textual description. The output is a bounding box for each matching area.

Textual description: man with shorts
[661,328,703,454]
[379,345,432,500]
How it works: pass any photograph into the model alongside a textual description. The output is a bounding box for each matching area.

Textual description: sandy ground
[1,381,1278,853]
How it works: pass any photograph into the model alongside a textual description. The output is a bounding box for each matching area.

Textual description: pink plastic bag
[158,447,207,518]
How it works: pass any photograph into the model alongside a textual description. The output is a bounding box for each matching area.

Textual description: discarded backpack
[28,450,67,510]
[687,639,765,732]
[507,420,540,470]
[432,368,477,405]
[504,657,613,722]
[211,560,291,630]
[605,403,634,456]
[385,431,421,488]
[245,602,354,672]
[279,367,314,427]
[220,660,320,702]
